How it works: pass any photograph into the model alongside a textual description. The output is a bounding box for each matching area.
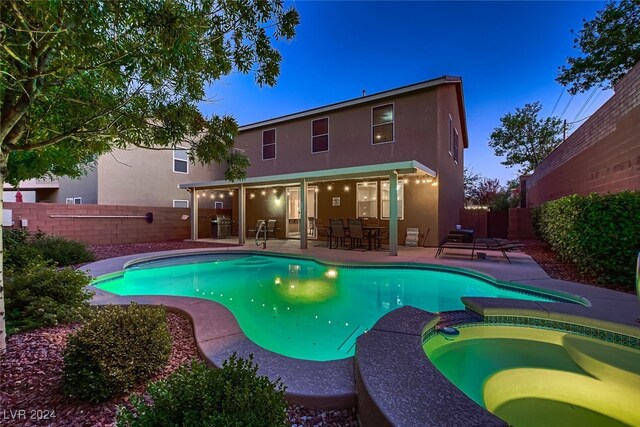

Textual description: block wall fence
[2,202,224,245]
[525,61,640,206]
[459,208,536,241]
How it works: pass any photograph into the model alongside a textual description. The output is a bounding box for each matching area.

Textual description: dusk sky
[200,1,613,185]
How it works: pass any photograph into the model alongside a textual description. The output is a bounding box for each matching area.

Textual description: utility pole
[563,119,567,141]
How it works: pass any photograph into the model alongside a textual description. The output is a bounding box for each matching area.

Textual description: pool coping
[81,248,640,415]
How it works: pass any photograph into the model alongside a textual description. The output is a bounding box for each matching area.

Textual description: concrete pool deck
[81,240,640,424]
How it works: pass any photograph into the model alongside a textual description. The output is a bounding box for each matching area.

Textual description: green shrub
[4,259,93,334]
[62,304,172,403]
[533,191,640,287]
[2,229,95,268]
[117,356,288,427]
[30,232,95,266]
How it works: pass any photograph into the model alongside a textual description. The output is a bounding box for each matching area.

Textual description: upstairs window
[262,129,276,160]
[453,128,459,164]
[311,118,329,153]
[372,104,394,144]
[173,148,189,173]
[173,199,189,208]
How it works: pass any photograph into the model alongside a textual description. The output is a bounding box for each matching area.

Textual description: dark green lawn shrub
[117,356,287,427]
[62,304,171,403]
[30,232,95,266]
[2,228,95,268]
[4,259,93,334]
[533,191,640,287]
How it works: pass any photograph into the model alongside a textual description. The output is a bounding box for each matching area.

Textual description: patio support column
[190,188,198,241]
[300,179,308,249]
[238,184,246,245]
[389,171,398,256]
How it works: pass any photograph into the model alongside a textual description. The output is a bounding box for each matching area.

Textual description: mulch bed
[0,312,358,426]
[519,239,632,294]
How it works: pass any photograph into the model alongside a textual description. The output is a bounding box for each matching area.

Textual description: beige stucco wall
[96,147,219,207]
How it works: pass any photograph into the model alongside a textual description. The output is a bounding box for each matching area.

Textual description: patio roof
[177,160,436,190]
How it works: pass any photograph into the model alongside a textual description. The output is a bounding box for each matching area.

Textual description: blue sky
[200,1,612,185]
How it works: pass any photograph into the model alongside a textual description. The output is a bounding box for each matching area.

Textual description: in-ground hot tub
[424,325,640,427]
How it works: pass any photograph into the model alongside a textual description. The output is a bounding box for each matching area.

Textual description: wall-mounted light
[314,188,319,193]
[250,193,255,199]
[261,190,266,196]
[219,194,224,199]
[272,188,277,194]
[403,178,409,184]
[327,184,333,191]
[344,185,350,192]
[228,191,234,196]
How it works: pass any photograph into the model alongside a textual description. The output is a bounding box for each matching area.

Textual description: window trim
[380,180,405,220]
[453,128,459,165]
[310,117,330,154]
[173,199,189,208]
[356,181,378,218]
[371,103,395,145]
[65,197,82,205]
[448,114,453,157]
[214,201,223,209]
[173,147,189,174]
[262,128,277,161]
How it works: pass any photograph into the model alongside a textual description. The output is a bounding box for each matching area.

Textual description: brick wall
[3,202,222,245]
[526,61,640,206]
[459,208,536,240]
[459,209,488,238]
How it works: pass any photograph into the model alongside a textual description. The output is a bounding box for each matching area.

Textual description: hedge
[532,191,640,288]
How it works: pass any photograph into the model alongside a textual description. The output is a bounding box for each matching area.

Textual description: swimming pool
[424,326,640,427]
[94,253,577,361]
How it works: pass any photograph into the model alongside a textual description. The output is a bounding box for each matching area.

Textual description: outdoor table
[362,226,387,251]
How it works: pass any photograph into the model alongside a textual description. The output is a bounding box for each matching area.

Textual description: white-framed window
[173,199,189,208]
[311,117,329,153]
[381,181,404,220]
[66,197,82,204]
[173,148,189,174]
[214,201,223,209]
[356,182,378,218]
[448,114,453,157]
[453,128,459,164]
[372,103,394,144]
[262,129,276,160]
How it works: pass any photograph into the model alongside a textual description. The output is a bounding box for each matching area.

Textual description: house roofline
[178,160,436,190]
[238,76,467,136]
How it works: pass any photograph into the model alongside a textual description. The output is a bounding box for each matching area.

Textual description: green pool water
[425,326,640,427]
[94,253,561,361]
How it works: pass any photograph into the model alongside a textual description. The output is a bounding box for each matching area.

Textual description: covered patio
[179,160,437,256]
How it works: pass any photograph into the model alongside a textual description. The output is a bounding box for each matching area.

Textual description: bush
[2,229,95,268]
[533,191,640,287]
[4,259,93,334]
[62,304,171,403]
[117,356,288,427]
[30,231,95,266]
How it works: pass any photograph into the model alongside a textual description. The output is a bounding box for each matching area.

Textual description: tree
[463,166,482,206]
[469,178,502,207]
[488,102,564,174]
[557,0,640,94]
[0,0,299,352]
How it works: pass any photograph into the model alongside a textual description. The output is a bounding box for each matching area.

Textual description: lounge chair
[435,239,525,263]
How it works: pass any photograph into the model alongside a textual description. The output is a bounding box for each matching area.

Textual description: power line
[550,87,564,116]
[573,85,599,122]
[584,85,604,115]
[559,92,574,119]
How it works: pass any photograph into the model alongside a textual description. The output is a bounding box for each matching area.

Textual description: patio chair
[347,218,367,250]
[374,227,388,250]
[266,219,278,240]
[248,219,266,237]
[329,218,346,248]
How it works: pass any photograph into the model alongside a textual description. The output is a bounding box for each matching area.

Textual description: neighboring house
[179,75,469,254]
[4,147,223,209]
[524,61,640,206]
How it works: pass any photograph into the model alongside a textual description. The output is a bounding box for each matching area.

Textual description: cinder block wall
[3,202,219,245]
[526,61,640,206]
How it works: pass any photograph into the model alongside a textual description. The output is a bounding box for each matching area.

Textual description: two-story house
[180,75,468,255]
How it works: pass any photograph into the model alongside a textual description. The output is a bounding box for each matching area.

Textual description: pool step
[338,325,363,354]
[233,257,275,267]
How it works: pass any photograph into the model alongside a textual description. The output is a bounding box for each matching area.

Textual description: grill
[211,214,231,239]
